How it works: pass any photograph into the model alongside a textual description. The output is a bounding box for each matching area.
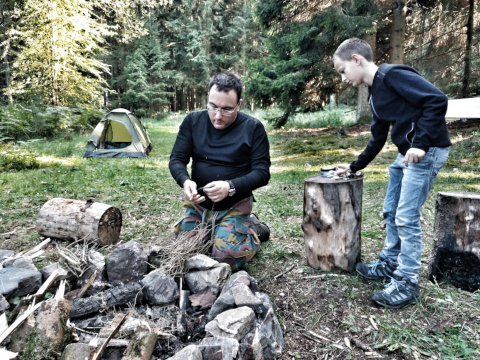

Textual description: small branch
[274,264,296,279]
[29,269,59,300]
[77,271,97,299]
[24,238,51,257]
[308,330,334,343]
[75,327,98,335]
[0,301,43,345]
[91,312,129,360]
[351,337,373,352]
[369,316,378,331]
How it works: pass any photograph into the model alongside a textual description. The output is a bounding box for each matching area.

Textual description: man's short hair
[333,38,373,62]
[208,72,242,102]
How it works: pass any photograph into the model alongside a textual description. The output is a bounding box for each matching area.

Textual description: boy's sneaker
[371,274,421,309]
[250,213,270,242]
[356,255,396,280]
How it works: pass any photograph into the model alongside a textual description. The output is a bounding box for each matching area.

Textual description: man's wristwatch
[226,180,236,196]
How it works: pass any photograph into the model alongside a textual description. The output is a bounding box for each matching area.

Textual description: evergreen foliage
[3,0,115,106]
[247,0,378,127]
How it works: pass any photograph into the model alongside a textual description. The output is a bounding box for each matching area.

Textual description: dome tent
[83,108,153,158]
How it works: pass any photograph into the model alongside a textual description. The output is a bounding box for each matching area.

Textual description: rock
[0,294,9,313]
[231,283,262,308]
[184,263,231,295]
[165,344,202,360]
[76,250,107,296]
[122,332,157,360]
[140,270,179,305]
[40,262,73,283]
[189,287,216,309]
[0,267,42,298]
[186,254,220,271]
[253,292,284,359]
[107,240,148,287]
[3,256,37,271]
[70,282,143,319]
[9,298,75,357]
[61,343,95,360]
[207,271,260,321]
[224,271,259,294]
[0,250,14,262]
[205,307,255,341]
[103,347,127,360]
[199,336,239,360]
[206,290,235,322]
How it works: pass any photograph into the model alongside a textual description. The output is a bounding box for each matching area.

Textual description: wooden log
[36,198,122,246]
[70,282,143,319]
[302,174,363,271]
[427,191,480,292]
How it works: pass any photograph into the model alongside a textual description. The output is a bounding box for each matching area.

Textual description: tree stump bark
[427,191,480,292]
[302,174,363,272]
[36,198,122,246]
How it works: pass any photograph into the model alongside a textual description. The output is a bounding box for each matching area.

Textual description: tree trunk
[36,198,122,246]
[389,0,406,64]
[5,56,13,105]
[328,93,336,110]
[356,31,376,123]
[427,191,480,292]
[462,0,474,98]
[302,175,363,271]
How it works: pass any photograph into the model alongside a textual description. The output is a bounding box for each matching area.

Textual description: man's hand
[335,164,351,176]
[403,148,426,167]
[183,179,205,204]
[203,181,230,203]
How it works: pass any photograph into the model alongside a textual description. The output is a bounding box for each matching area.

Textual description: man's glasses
[206,102,240,117]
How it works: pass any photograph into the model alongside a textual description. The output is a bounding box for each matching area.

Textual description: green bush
[0,145,39,171]
[0,104,104,141]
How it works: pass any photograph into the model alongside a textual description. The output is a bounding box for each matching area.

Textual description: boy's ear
[351,54,364,65]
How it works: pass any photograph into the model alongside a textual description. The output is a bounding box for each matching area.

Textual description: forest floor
[1,114,480,359]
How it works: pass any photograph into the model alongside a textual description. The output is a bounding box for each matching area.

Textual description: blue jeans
[380,147,449,283]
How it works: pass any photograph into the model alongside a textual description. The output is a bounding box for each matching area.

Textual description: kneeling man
[169,72,271,270]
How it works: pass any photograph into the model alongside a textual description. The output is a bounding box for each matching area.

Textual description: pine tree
[247,0,378,127]
[3,0,114,106]
[123,45,150,116]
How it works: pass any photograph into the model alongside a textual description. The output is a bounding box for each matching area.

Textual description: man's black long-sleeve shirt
[169,110,271,210]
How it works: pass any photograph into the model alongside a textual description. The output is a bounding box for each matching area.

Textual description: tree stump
[302,174,363,272]
[36,198,122,246]
[427,191,480,292]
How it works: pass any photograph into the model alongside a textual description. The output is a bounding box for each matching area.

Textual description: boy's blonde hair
[334,38,373,62]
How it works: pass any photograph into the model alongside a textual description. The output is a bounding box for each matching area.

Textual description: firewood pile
[0,237,284,360]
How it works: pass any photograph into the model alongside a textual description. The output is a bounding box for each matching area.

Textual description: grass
[1,107,480,358]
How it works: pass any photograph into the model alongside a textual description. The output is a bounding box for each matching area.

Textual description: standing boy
[333,38,451,309]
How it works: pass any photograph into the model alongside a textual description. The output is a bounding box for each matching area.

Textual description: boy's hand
[183,179,205,204]
[336,164,351,176]
[403,148,426,167]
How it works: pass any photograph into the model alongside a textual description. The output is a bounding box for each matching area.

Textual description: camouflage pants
[172,197,261,271]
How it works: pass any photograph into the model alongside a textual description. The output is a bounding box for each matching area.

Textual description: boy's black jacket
[350,63,451,172]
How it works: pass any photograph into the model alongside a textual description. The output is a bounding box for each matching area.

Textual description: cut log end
[98,207,122,246]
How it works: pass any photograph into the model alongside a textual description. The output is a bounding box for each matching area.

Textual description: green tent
[83,108,153,158]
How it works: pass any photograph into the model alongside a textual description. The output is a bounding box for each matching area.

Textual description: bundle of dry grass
[149,226,214,277]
